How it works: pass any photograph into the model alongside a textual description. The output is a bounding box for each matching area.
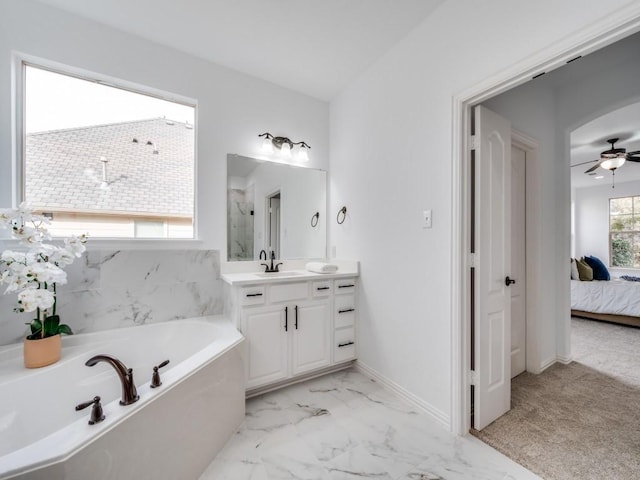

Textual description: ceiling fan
[571,138,640,173]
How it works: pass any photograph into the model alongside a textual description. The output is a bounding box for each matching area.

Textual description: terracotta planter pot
[23,334,62,368]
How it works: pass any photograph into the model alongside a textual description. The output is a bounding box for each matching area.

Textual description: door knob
[505,276,516,286]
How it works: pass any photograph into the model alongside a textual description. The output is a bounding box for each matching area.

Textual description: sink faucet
[85,354,140,405]
[261,250,283,273]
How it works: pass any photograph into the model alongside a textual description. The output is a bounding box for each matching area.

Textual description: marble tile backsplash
[0,250,223,346]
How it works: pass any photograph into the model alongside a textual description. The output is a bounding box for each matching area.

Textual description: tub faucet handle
[75,396,106,425]
[151,359,170,388]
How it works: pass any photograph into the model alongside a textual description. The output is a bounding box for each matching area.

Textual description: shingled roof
[25,118,194,217]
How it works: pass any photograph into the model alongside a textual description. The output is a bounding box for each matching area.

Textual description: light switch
[423,209,432,229]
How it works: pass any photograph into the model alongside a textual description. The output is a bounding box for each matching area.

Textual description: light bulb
[297,145,309,162]
[280,142,292,159]
[262,137,273,153]
[600,157,625,171]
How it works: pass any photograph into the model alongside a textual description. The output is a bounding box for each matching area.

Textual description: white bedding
[571,279,640,317]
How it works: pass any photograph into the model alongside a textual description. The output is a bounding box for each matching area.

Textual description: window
[22,63,196,239]
[134,220,166,238]
[609,196,640,267]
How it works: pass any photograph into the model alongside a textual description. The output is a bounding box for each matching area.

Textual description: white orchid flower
[64,235,87,257]
[1,250,27,264]
[17,288,55,312]
[1,204,87,327]
[27,262,67,285]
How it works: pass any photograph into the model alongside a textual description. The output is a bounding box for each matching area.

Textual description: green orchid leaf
[29,318,42,335]
[57,324,73,336]
[43,315,60,337]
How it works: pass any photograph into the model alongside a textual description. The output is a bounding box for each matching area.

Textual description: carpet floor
[472,318,640,480]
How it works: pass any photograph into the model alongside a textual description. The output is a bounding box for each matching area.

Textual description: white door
[243,306,288,389]
[291,300,331,375]
[473,105,512,431]
[510,145,526,378]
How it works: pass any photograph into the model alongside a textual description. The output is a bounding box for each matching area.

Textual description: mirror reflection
[227,154,326,261]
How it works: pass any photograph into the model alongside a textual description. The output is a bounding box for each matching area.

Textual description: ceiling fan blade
[627,150,640,155]
[571,159,599,167]
[626,155,640,162]
[584,162,602,173]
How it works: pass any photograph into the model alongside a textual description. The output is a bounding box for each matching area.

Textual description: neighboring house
[25,118,194,238]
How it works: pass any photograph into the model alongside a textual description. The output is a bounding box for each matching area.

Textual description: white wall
[0,0,329,257]
[330,0,637,424]
[574,180,640,267]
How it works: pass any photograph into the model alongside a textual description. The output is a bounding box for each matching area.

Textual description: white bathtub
[0,316,245,480]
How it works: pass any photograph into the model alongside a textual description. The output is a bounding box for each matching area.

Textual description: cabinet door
[243,306,289,389]
[291,300,331,376]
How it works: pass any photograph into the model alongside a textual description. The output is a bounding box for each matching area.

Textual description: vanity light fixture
[259,133,310,161]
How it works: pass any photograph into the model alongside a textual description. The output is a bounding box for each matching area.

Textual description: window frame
[609,194,640,268]
[13,54,200,243]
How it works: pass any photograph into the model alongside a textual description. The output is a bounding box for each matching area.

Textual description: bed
[571,278,640,327]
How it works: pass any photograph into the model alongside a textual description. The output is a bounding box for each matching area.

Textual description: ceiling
[571,102,640,189]
[35,0,444,101]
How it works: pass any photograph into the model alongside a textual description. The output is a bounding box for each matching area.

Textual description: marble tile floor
[199,368,540,480]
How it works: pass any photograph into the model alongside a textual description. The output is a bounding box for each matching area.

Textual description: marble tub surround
[0,249,224,346]
[200,368,540,480]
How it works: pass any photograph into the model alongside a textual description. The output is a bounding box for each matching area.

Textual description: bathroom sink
[254,271,304,278]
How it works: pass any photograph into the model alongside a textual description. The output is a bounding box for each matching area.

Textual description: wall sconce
[259,133,310,161]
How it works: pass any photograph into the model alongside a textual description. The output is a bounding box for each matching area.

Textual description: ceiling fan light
[600,157,625,170]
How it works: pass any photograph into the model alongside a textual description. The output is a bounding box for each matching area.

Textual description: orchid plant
[0,204,87,340]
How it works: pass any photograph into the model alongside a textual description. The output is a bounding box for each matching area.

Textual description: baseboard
[355,360,450,429]
[556,354,572,365]
[246,361,354,398]
[539,356,557,372]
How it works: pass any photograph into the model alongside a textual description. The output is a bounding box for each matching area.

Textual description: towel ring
[311,212,319,228]
[336,206,347,225]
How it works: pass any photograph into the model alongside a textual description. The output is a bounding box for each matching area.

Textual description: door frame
[265,188,281,256]
[511,130,538,376]
[450,7,640,436]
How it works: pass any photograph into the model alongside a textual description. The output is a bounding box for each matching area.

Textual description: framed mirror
[227,154,327,261]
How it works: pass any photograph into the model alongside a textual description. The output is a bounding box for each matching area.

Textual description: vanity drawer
[334,327,356,363]
[270,282,309,303]
[240,286,266,306]
[312,281,333,297]
[335,278,356,295]
[335,294,356,328]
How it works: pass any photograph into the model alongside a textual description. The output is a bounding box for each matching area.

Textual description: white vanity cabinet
[290,299,331,376]
[224,272,358,392]
[242,305,289,387]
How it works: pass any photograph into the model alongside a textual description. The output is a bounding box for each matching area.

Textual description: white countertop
[221,260,359,286]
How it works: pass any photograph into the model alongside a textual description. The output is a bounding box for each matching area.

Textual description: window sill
[0,237,204,251]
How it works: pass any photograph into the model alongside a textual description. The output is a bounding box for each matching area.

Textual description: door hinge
[468,253,477,268]
[468,370,478,386]
[470,134,479,150]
